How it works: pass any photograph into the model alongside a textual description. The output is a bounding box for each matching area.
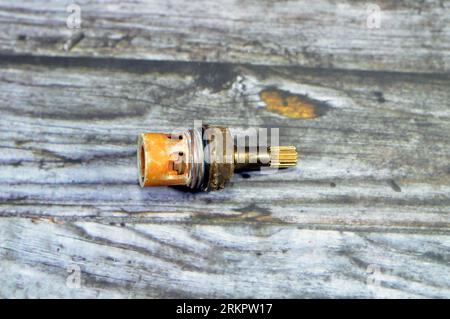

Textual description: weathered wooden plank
[0,0,449,73]
[0,217,449,298]
[0,56,449,234]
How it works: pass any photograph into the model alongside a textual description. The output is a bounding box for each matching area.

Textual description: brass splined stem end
[269,146,298,168]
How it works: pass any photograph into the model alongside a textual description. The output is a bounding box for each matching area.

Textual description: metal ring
[187,128,204,189]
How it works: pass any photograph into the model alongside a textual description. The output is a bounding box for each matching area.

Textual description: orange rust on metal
[138,133,189,187]
[259,89,317,119]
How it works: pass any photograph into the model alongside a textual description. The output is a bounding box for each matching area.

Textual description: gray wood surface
[0,0,449,73]
[1,57,449,231]
[1,217,449,298]
[0,0,449,299]
[0,56,449,298]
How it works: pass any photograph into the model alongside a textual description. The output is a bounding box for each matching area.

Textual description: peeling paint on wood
[259,88,330,119]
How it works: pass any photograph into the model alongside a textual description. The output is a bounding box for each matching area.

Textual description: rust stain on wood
[259,88,330,119]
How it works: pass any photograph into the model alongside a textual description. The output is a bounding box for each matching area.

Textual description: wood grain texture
[0,0,449,73]
[0,56,449,298]
[1,217,449,298]
[0,56,449,231]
